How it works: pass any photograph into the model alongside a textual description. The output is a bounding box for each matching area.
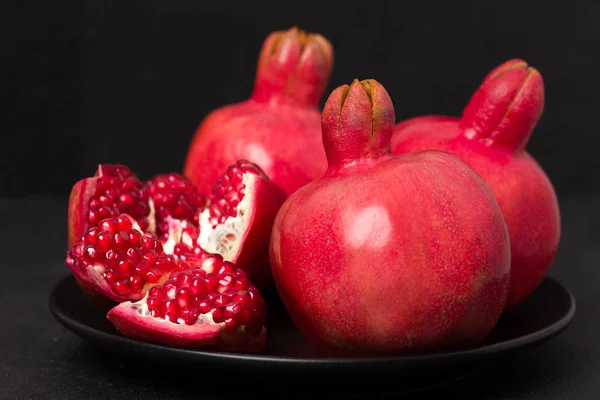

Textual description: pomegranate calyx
[459,59,544,152]
[322,79,395,169]
[252,26,333,109]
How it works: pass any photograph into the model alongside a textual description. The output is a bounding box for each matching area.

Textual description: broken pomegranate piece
[65,214,187,303]
[107,254,267,352]
[195,160,286,289]
[68,164,155,249]
[145,173,207,240]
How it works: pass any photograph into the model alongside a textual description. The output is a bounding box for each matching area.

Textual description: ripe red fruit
[269,79,511,357]
[107,254,267,352]
[391,59,560,309]
[183,26,333,198]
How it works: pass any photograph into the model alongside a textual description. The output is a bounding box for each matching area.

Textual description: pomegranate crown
[459,58,545,152]
[321,79,395,168]
[251,26,334,109]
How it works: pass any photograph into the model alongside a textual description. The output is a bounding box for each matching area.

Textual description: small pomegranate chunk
[195,160,285,289]
[66,214,187,303]
[145,173,206,239]
[107,254,267,352]
[68,164,155,249]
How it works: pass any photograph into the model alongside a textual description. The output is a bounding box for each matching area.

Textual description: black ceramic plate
[49,274,575,392]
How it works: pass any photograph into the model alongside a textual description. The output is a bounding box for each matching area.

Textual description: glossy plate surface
[49,275,575,393]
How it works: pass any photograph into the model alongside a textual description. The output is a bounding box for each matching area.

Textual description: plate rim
[49,274,576,367]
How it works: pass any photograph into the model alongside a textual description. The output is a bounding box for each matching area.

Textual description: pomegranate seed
[232,291,251,307]
[196,298,211,314]
[147,296,164,312]
[129,230,142,246]
[218,262,236,275]
[116,215,133,231]
[165,300,181,316]
[163,279,177,297]
[105,249,122,269]
[175,271,192,287]
[127,247,142,262]
[117,260,133,278]
[99,218,118,235]
[190,277,207,296]
[142,235,157,250]
[130,275,143,291]
[176,287,192,307]
[213,293,231,306]
[96,231,113,252]
[85,227,100,244]
[212,307,226,323]
[148,286,166,300]
[112,280,130,295]
[104,270,116,283]
[201,254,224,273]
[204,274,218,291]
[114,231,130,250]
[225,302,243,317]
[145,268,161,283]
[234,275,250,290]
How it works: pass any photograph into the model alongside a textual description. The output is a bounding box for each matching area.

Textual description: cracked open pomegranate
[391,59,560,309]
[269,79,511,357]
[183,26,333,198]
[67,164,155,249]
[107,253,267,352]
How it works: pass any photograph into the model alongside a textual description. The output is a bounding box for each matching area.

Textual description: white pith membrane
[197,173,256,260]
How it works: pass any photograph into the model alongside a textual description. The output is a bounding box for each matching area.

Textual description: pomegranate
[67,164,155,249]
[391,59,560,309]
[269,79,511,357]
[65,214,187,304]
[107,253,267,352]
[145,172,207,240]
[183,26,334,198]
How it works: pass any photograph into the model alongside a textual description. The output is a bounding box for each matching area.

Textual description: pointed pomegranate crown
[251,26,334,109]
[321,79,395,167]
[459,59,545,152]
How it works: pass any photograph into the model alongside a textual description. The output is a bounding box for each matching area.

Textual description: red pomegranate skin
[183,27,333,198]
[391,59,560,309]
[269,79,511,357]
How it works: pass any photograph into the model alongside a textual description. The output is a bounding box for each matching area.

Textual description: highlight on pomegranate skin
[391,58,560,310]
[182,26,334,198]
[107,254,267,352]
[270,78,511,358]
[68,164,155,249]
[66,214,188,304]
[145,172,207,240]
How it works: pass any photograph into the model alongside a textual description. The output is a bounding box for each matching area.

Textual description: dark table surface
[1,195,598,399]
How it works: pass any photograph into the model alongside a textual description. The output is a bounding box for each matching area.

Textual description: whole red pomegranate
[391,59,560,309]
[269,79,511,357]
[183,26,333,198]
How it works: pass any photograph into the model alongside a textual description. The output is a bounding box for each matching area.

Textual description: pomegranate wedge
[175,160,285,289]
[107,254,267,352]
[68,164,155,249]
[66,214,187,304]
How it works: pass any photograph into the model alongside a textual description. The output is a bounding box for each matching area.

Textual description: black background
[3,1,600,399]
[3,0,599,197]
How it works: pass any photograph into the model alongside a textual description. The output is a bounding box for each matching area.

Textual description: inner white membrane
[198,185,250,259]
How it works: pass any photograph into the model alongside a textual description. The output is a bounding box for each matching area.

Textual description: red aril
[183,26,333,198]
[68,164,155,249]
[391,59,560,309]
[269,79,511,357]
[107,253,267,352]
